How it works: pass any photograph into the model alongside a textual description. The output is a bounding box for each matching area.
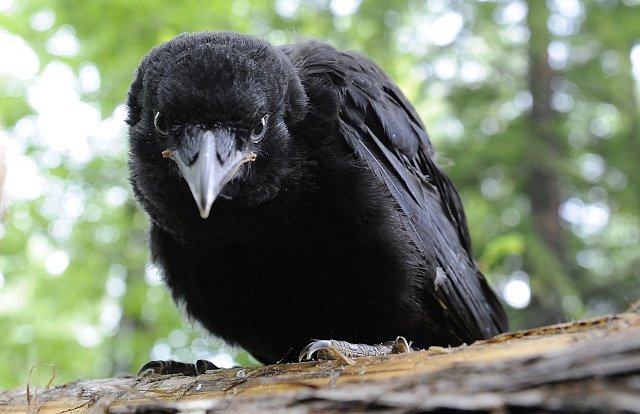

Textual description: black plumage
[126,32,507,365]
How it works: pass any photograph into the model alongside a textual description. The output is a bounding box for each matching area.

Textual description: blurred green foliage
[1,0,639,389]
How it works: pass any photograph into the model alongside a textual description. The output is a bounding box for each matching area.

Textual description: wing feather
[284,42,508,340]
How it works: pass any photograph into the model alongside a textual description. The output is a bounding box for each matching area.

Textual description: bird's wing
[284,42,507,341]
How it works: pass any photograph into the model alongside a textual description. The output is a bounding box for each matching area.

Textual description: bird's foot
[137,359,218,376]
[299,336,411,365]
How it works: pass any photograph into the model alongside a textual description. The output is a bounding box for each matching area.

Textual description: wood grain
[2,308,639,413]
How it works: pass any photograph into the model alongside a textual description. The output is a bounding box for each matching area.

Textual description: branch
[2,306,640,413]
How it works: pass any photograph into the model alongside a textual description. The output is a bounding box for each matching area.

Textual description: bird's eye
[250,115,268,144]
[154,112,169,135]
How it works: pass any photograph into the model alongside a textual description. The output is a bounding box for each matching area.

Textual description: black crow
[126,32,507,373]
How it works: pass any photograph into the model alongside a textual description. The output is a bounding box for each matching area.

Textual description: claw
[392,336,412,353]
[195,359,219,375]
[299,337,412,365]
[298,340,355,365]
[299,340,333,362]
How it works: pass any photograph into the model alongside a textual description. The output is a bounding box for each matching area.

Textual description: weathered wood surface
[2,307,640,413]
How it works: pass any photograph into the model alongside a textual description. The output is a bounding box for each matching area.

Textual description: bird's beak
[165,128,256,219]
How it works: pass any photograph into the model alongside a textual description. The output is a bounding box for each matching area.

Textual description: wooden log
[2,306,639,413]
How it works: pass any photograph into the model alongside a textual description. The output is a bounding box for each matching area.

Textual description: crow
[126,32,508,374]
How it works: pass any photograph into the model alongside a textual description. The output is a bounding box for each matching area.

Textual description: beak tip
[197,199,213,219]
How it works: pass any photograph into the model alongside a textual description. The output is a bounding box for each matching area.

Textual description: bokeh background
[1,0,639,389]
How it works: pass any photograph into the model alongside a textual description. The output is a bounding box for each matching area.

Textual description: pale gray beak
[166,129,255,219]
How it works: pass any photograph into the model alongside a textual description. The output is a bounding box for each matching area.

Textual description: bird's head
[126,32,308,222]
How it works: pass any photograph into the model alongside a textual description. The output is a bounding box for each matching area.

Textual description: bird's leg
[299,336,411,364]
[138,359,218,376]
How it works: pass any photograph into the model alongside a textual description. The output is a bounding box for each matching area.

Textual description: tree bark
[2,306,639,413]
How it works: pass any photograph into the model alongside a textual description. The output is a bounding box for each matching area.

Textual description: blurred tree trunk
[0,137,5,210]
[524,2,568,324]
[587,5,640,207]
